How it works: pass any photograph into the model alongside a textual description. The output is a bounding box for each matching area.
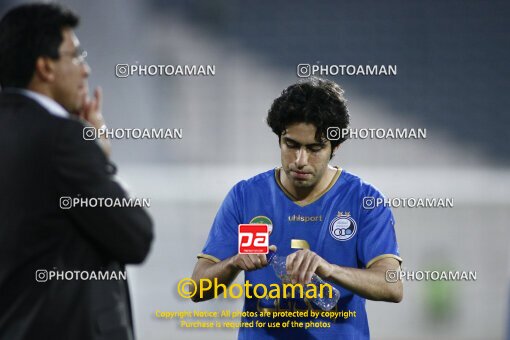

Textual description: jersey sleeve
[357,185,402,268]
[197,181,245,263]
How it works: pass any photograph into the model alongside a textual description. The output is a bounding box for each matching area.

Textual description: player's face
[51,29,90,113]
[280,123,332,189]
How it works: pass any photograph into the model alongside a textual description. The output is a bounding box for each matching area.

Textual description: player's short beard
[285,168,317,188]
[293,179,314,188]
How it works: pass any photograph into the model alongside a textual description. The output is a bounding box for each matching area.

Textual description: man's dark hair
[267,77,350,157]
[0,3,79,88]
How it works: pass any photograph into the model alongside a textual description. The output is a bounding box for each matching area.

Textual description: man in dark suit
[0,3,153,340]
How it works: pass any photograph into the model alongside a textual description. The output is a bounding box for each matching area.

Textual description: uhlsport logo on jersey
[238,224,269,254]
[329,212,357,241]
[249,216,273,235]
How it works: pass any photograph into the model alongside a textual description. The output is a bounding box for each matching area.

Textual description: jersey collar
[274,166,342,207]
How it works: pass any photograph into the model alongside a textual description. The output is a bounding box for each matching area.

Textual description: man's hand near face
[76,86,111,158]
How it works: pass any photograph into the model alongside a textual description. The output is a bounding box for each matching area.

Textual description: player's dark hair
[266,77,350,158]
[0,3,79,88]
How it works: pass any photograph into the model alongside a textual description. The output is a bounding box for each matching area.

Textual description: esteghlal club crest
[249,216,273,235]
[329,212,357,241]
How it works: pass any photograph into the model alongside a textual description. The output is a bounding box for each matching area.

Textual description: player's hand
[230,245,277,272]
[286,249,333,285]
[77,86,111,157]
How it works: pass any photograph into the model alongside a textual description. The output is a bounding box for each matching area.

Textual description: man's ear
[33,56,56,83]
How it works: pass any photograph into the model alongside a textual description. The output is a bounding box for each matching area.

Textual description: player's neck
[281,166,337,203]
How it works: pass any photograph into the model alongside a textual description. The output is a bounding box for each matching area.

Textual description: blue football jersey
[199,167,402,339]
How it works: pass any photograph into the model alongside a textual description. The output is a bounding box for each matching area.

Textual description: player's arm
[286,250,403,303]
[191,249,274,302]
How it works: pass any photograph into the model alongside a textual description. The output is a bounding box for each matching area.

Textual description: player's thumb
[269,245,277,252]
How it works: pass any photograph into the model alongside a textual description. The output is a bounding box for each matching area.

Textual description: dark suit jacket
[0,92,153,340]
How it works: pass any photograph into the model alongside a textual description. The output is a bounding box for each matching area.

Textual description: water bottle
[266,251,340,311]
